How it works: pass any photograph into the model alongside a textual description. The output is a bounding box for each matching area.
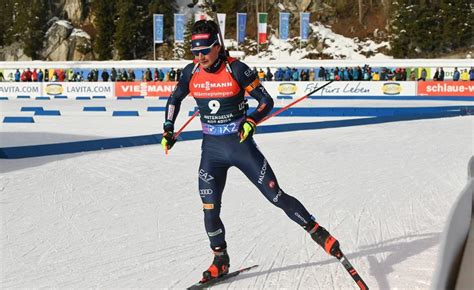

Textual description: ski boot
[307,221,342,258]
[200,246,230,283]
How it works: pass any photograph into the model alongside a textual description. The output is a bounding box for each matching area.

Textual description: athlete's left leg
[233,137,341,256]
[233,137,315,230]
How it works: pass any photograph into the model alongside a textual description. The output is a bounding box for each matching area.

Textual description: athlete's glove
[238,118,257,143]
[161,121,176,152]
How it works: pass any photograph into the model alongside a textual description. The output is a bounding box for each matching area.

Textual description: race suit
[165,56,315,247]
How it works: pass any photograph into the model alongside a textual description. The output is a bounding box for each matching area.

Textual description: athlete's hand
[239,118,257,143]
[161,121,176,152]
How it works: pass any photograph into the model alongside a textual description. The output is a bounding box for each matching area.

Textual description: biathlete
[161,20,341,283]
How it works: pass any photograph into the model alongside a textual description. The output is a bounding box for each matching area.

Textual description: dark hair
[192,20,219,36]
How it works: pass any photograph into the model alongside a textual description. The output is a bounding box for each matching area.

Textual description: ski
[336,251,369,290]
[186,264,258,290]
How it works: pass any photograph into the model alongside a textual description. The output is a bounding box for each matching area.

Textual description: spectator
[176,68,182,81]
[32,69,38,82]
[111,68,117,82]
[318,67,325,81]
[122,69,128,81]
[453,67,460,81]
[87,70,94,81]
[372,71,380,81]
[128,69,135,81]
[101,69,109,81]
[274,68,283,81]
[433,68,440,81]
[159,69,165,81]
[38,69,44,82]
[93,69,99,82]
[439,67,445,81]
[44,69,49,82]
[258,69,265,81]
[418,68,427,81]
[284,67,291,81]
[0,71,4,81]
[51,72,58,82]
[169,68,176,81]
[409,70,416,81]
[291,68,299,81]
[149,68,155,81]
[309,68,315,81]
[460,69,469,81]
[58,69,66,82]
[265,67,273,81]
[470,67,474,81]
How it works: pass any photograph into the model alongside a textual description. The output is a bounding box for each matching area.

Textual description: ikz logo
[278,83,297,95]
[45,83,63,95]
[382,82,402,95]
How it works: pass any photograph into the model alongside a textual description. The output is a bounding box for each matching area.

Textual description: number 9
[208,100,220,114]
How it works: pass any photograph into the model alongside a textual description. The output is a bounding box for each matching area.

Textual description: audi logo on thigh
[200,189,213,195]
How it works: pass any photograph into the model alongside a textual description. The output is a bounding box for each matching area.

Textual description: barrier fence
[0,81,473,98]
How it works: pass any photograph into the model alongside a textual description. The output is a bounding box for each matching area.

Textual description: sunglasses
[191,40,218,56]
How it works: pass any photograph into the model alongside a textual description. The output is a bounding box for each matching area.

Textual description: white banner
[217,13,226,39]
[261,81,418,97]
[0,83,42,97]
[42,82,114,98]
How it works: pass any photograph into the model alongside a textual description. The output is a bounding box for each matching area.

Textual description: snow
[71,29,91,40]
[1,95,473,289]
[55,20,73,30]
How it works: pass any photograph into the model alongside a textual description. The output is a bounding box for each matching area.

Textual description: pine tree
[114,0,138,59]
[92,0,116,60]
[0,0,15,46]
[14,0,48,59]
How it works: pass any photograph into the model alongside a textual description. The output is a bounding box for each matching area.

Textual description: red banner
[417,81,474,96]
[115,81,177,97]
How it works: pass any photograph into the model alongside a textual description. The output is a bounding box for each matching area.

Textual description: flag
[174,14,185,43]
[279,12,290,40]
[258,13,268,44]
[237,13,247,44]
[300,12,310,41]
[217,13,226,40]
[153,14,164,43]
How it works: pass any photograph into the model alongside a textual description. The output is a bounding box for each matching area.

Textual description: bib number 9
[208,100,220,114]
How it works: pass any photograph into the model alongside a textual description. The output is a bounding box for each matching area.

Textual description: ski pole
[258,80,334,125]
[168,80,334,153]
[164,110,199,155]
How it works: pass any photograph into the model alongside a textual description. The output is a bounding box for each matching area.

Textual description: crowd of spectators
[1,66,473,83]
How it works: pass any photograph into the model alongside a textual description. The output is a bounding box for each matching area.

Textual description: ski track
[1,98,472,289]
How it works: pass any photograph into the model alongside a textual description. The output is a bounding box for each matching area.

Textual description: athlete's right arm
[162,63,195,152]
[164,63,195,125]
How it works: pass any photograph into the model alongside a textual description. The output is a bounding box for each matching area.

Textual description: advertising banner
[236,13,247,44]
[417,81,474,97]
[300,12,310,41]
[0,83,41,97]
[261,81,417,97]
[154,14,164,43]
[115,82,177,97]
[174,14,185,43]
[279,12,290,40]
[43,82,114,97]
[217,13,226,38]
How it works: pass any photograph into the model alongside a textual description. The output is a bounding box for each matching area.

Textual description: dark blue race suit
[165,56,315,248]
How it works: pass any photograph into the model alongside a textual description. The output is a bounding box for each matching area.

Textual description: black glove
[161,121,176,151]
